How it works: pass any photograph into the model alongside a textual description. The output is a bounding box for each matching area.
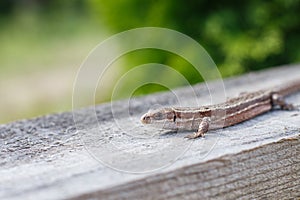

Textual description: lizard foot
[184,117,210,139]
[185,131,205,139]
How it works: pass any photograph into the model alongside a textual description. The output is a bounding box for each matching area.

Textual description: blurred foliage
[0,0,97,74]
[88,0,300,78]
[0,0,104,123]
[1,0,300,82]
[1,0,300,122]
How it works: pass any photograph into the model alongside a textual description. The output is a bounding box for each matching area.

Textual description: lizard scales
[141,79,300,139]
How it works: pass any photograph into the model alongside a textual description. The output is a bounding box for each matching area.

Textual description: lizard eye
[142,116,150,121]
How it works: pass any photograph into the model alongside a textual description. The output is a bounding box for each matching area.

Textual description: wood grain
[1,64,300,200]
[72,136,300,200]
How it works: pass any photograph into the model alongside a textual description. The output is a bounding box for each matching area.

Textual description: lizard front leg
[185,117,210,139]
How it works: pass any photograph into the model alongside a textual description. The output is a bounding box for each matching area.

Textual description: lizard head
[140,108,177,129]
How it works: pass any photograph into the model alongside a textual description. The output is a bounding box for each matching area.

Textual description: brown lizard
[141,80,300,139]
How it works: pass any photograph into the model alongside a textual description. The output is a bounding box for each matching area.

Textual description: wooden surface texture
[1,64,300,199]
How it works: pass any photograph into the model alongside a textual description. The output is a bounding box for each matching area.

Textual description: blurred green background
[1,0,300,123]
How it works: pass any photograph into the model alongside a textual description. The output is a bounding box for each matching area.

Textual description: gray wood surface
[1,64,300,200]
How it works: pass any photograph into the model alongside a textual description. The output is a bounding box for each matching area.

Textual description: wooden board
[1,64,300,199]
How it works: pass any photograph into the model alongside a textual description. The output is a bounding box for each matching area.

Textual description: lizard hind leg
[185,117,210,139]
[271,93,295,110]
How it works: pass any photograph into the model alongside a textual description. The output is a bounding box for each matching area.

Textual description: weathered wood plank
[1,64,300,199]
[71,137,299,200]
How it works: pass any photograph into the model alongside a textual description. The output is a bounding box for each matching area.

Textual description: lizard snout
[141,113,151,124]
